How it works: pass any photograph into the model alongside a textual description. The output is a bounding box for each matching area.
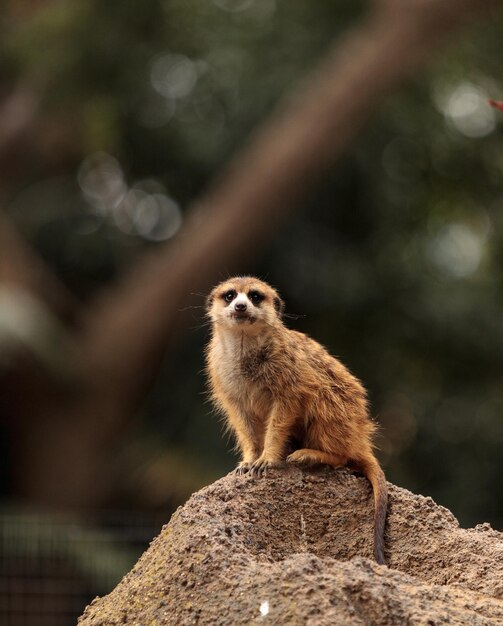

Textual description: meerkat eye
[222,290,236,303]
[249,290,264,304]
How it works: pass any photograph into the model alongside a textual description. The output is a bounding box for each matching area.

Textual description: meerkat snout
[232,293,249,313]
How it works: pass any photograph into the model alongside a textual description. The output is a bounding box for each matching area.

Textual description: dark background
[1,1,502,623]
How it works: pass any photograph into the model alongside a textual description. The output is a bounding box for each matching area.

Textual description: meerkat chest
[211,335,273,416]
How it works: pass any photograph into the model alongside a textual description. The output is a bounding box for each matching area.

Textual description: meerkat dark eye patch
[222,289,237,304]
[248,290,264,305]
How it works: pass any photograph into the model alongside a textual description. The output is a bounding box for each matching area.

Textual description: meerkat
[205,276,388,565]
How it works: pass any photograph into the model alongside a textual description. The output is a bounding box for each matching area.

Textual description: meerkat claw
[286,451,309,464]
[249,459,267,477]
[234,462,251,475]
[249,458,284,477]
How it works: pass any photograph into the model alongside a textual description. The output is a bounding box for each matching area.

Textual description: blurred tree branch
[81,0,498,408]
[0,81,41,156]
[2,0,499,509]
[0,213,76,319]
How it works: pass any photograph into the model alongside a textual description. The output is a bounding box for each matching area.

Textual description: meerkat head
[206,276,284,333]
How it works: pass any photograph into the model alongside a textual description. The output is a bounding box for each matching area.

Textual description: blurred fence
[0,508,168,626]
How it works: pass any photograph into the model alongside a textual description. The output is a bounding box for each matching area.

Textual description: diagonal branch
[81,0,498,411]
[0,80,42,155]
[0,212,77,320]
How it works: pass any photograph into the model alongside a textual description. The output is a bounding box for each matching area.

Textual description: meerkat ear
[274,295,285,317]
[206,291,215,313]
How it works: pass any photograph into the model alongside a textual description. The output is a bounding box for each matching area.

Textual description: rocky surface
[78,467,503,625]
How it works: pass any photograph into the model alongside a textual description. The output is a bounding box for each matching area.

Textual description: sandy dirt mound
[78,467,503,625]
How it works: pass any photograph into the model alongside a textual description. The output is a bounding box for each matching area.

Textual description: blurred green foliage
[2,0,503,528]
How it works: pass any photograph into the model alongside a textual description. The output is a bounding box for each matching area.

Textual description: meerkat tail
[354,455,388,565]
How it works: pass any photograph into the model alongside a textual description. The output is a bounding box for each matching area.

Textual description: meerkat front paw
[234,461,252,475]
[249,457,284,477]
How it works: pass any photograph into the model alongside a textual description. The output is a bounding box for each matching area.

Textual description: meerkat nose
[234,302,247,312]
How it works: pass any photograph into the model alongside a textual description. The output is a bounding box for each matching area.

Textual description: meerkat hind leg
[287,448,347,467]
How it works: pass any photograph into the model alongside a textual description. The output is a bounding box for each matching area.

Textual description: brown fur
[205,276,388,564]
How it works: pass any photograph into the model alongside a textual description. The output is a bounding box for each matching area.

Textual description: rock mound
[78,467,503,625]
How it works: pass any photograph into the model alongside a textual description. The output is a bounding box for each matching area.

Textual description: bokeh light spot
[434,81,496,138]
[129,187,182,242]
[150,54,198,100]
[427,220,489,279]
[77,152,127,215]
